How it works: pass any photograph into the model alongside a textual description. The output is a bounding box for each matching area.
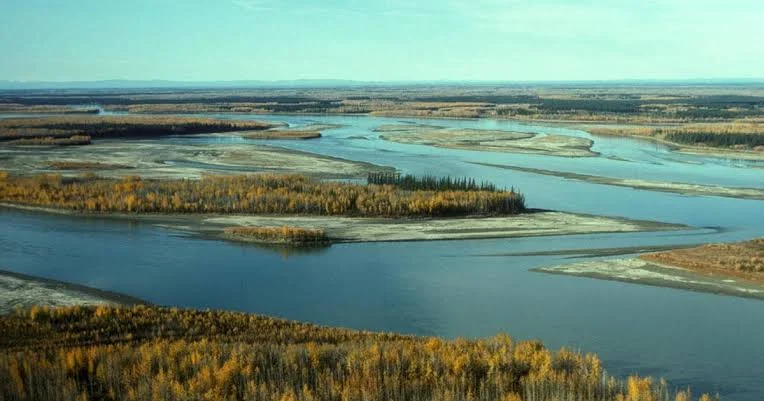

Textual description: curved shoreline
[0,269,146,314]
[472,162,764,200]
[0,203,686,244]
[534,258,764,301]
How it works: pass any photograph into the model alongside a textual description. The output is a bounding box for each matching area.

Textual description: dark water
[1,114,763,400]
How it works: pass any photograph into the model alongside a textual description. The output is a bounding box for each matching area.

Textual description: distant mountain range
[0,78,761,90]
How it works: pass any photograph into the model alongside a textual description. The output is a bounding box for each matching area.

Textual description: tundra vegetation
[0,305,716,401]
[0,172,526,217]
[223,226,329,245]
[2,86,760,155]
[642,237,764,284]
[4,85,758,124]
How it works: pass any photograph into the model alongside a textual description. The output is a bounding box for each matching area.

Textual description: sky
[1,0,762,82]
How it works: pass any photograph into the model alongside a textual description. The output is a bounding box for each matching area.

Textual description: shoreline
[534,258,764,301]
[579,126,764,161]
[0,269,146,314]
[472,162,764,200]
[0,203,686,244]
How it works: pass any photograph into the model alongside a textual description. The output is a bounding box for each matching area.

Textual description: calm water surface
[1,114,763,400]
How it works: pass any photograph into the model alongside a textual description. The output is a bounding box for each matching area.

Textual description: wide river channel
[2,114,763,400]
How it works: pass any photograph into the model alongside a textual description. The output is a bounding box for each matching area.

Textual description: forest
[367,173,501,192]
[0,305,716,401]
[586,122,763,150]
[0,172,526,217]
[0,116,274,144]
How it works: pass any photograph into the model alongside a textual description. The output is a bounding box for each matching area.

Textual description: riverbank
[581,123,764,161]
[376,124,597,157]
[534,258,764,300]
[472,162,764,200]
[0,270,145,314]
[0,139,394,179]
[0,203,684,243]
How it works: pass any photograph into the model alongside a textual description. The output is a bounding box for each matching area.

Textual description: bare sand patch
[0,270,145,314]
[0,139,393,180]
[375,124,596,157]
[201,211,682,243]
[473,162,764,200]
[534,258,764,300]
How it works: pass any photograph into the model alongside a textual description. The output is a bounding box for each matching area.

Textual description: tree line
[0,115,274,142]
[0,305,717,401]
[0,172,526,217]
[368,173,502,192]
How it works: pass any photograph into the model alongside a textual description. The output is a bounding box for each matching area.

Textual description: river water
[1,114,763,400]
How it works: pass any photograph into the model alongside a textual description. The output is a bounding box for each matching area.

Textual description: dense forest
[0,172,526,217]
[367,173,501,192]
[0,305,716,401]
[0,116,274,143]
[587,122,763,150]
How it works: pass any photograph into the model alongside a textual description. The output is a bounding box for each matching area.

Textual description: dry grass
[47,161,132,170]
[642,237,764,284]
[223,225,328,244]
[5,135,92,147]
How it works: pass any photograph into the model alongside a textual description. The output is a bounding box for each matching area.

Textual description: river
[1,113,763,400]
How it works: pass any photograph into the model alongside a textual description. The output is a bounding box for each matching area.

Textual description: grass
[0,305,716,401]
[641,237,764,284]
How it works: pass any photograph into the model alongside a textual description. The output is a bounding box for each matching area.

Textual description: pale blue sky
[1,0,762,82]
